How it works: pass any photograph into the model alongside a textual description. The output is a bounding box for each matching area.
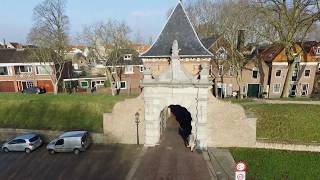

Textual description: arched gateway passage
[160,105,193,146]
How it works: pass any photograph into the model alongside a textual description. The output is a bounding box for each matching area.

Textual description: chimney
[237,30,245,51]
[3,39,7,48]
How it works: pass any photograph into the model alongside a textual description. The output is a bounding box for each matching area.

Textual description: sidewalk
[263,99,320,105]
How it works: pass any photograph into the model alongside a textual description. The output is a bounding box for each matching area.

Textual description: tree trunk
[236,70,244,99]
[53,82,58,95]
[281,62,295,98]
[105,67,116,96]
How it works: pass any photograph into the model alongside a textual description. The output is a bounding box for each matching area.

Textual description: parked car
[1,134,43,153]
[22,87,46,94]
[47,131,91,155]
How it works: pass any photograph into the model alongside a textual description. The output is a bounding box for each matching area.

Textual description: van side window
[55,139,64,145]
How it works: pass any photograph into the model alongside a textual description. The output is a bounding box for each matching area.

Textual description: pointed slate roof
[141,2,213,58]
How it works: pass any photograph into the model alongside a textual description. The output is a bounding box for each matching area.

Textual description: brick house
[0,48,55,92]
[63,47,145,95]
[260,42,320,98]
[202,35,269,98]
[105,49,144,95]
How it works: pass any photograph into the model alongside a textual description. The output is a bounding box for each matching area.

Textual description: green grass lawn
[0,93,133,132]
[231,148,320,180]
[243,103,320,144]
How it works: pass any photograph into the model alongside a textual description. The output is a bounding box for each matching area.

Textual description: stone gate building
[104,2,256,149]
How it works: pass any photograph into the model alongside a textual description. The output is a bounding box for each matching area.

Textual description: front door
[22,82,27,90]
[247,84,260,98]
[217,83,226,98]
[290,84,297,97]
[91,81,96,88]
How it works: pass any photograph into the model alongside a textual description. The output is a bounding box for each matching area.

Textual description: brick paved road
[131,118,212,180]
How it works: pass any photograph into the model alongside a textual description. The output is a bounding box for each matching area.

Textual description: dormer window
[216,47,227,60]
[316,47,320,55]
[124,54,132,61]
[252,67,258,79]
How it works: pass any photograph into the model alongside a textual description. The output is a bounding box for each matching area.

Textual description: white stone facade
[143,86,210,148]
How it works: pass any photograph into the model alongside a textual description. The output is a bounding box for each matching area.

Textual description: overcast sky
[0,0,178,44]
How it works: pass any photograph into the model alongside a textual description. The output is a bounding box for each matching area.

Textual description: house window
[25,81,34,88]
[275,70,281,77]
[304,69,311,77]
[229,65,235,76]
[292,70,298,81]
[301,84,309,96]
[0,66,8,75]
[80,81,89,88]
[252,68,258,79]
[120,81,127,89]
[139,66,144,72]
[316,47,320,54]
[125,65,134,74]
[95,80,105,86]
[123,54,132,61]
[113,81,127,89]
[218,65,224,76]
[290,84,297,96]
[36,66,52,75]
[273,84,281,93]
[16,66,32,74]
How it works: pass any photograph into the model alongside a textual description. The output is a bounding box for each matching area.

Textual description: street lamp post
[135,112,140,145]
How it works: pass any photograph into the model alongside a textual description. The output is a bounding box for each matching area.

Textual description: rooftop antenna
[3,39,6,48]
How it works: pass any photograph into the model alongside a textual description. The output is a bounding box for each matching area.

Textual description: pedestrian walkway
[263,99,320,105]
[130,117,213,180]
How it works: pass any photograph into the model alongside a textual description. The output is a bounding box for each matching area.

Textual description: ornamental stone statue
[172,40,180,57]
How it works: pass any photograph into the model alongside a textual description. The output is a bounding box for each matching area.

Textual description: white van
[47,131,91,155]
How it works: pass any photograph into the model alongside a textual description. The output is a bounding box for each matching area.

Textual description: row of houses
[0,39,319,98]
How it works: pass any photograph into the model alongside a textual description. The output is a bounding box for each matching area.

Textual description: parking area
[0,143,141,180]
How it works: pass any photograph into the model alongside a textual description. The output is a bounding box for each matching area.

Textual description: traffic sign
[235,161,247,180]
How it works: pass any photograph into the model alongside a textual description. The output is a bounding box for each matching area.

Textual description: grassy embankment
[0,93,133,132]
[228,100,320,179]
[231,148,320,180]
[244,103,320,144]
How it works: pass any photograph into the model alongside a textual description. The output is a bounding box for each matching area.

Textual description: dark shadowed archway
[159,105,193,146]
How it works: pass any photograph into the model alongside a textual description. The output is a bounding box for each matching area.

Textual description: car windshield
[50,139,58,144]
[29,135,39,142]
[81,132,89,143]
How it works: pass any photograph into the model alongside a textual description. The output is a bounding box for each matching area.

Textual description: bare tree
[28,0,69,95]
[252,0,320,97]
[80,20,131,96]
[184,0,222,38]
[215,1,259,98]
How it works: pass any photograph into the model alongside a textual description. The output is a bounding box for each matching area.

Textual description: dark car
[22,87,46,94]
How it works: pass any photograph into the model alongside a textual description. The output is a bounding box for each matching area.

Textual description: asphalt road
[0,143,141,180]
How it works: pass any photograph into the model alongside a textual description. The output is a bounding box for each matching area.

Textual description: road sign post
[235,161,247,180]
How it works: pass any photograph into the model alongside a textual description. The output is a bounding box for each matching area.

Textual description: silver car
[47,131,91,155]
[2,134,43,153]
